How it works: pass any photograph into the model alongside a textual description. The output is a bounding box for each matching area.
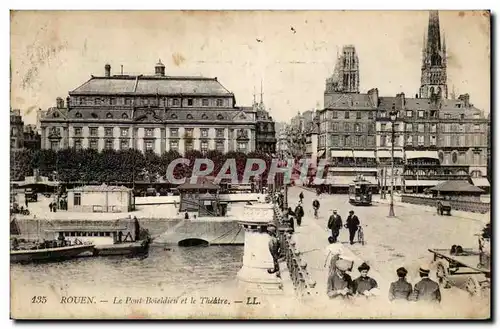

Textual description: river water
[11,245,244,292]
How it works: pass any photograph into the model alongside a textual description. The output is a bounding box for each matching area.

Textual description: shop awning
[330,150,354,158]
[353,151,376,158]
[377,150,404,158]
[317,150,326,158]
[325,175,355,186]
[405,151,439,160]
[404,180,444,187]
[471,177,490,187]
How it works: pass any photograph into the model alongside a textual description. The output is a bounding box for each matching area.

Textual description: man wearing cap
[345,210,360,245]
[411,264,441,303]
[267,224,280,276]
[353,262,379,297]
[389,267,413,301]
[327,210,343,243]
[327,259,354,299]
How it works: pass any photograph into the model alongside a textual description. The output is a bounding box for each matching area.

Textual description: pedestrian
[267,224,280,277]
[294,203,304,226]
[184,211,189,219]
[312,199,320,218]
[52,202,57,213]
[353,262,379,297]
[327,259,354,299]
[49,202,53,212]
[411,264,441,303]
[25,198,28,208]
[389,267,413,301]
[299,191,304,203]
[327,210,343,243]
[345,210,360,245]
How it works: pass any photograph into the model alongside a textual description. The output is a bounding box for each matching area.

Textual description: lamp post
[388,110,398,217]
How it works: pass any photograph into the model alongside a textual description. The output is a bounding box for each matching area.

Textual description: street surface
[285,186,490,318]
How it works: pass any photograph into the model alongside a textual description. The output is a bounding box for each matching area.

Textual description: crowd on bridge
[267,189,442,304]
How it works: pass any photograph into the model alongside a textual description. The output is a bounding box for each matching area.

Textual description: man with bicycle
[345,210,360,245]
[312,199,320,218]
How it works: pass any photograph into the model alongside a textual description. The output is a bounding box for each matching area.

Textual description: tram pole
[388,110,397,217]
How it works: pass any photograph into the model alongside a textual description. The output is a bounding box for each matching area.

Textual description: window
[202,99,209,106]
[91,112,98,119]
[187,114,193,119]
[201,141,208,154]
[459,124,464,132]
[53,112,59,118]
[394,123,400,132]
[106,112,113,118]
[74,193,81,206]
[418,124,425,133]
[216,128,224,138]
[332,123,338,132]
[122,113,129,119]
[444,114,451,119]
[344,111,349,119]
[120,140,128,150]
[405,123,412,132]
[89,139,98,150]
[430,135,437,146]
[430,124,436,133]
[452,152,458,164]
[145,140,154,151]
[170,140,179,151]
[444,135,451,146]
[406,135,413,145]
[185,128,194,138]
[380,111,387,118]
[237,142,247,152]
[216,141,224,152]
[460,114,465,119]
[417,135,425,146]
[185,141,194,152]
[380,135,386,147]
[354,123,360,132]
[105,139,113,150]
[367,136,375,146]
[125,98,131,106]
[356,111,362,119]
[173,99,180,106]
[345,135,351,146]
[417,110,424,118]
[474,124,481,132]
[75,112,82,118]
[474,113,480,119]
[187,99,194,106]
[170,128,178,137]
[78,97,83,105]
[406,110,413,117]
[459,135,465,146]
[90,127,98,137]
[368,111,373,120]
[105,127,113,137]
[74,127,82,136]
[475,134,481,145]
[216,99,223,107]
[332,111,338,119]
[120,128,129,137]
[202,113,208,119]
[344,123,349,132]
[74,140,82,150]
[381,123,386,132]
[201,128,209,138]
[171,114,178,119]
[145,128,154,137]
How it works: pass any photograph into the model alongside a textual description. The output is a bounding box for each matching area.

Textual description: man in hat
[353,262,379,297]
[294,203,304,227]
[411,264,441,303]
[327,259,354,299]
[327,210,343,243]
[345,210,360,245]
[389,267,413,301]
[267,224,280,276]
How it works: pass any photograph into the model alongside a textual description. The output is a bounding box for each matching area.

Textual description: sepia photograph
[9,9,491,320]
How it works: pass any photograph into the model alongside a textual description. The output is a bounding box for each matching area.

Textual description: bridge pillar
[237,203,283,294]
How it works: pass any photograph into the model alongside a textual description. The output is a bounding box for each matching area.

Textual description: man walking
[345,210,360,245]
[299,191,304,203]
[327,210,343,243]
[294,203,304,226]
[312,199,320,218]
[411,264,441,303]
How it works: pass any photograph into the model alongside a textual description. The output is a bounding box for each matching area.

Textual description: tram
[348,178,373,206]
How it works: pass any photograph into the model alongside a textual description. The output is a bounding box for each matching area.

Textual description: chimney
[66,96,71,110]
[105,64,111,77]
[56,97,64,109]
[367,88,378,107]
[458,94,470,107]
[396,92,405,109]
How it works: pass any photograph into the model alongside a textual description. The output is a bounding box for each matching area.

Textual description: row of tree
[10,148,281,185]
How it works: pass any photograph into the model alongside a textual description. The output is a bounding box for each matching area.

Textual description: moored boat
[11,243,95,264]
[93,238,151,257]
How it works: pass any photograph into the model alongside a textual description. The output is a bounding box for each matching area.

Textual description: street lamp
[388,110,398,217]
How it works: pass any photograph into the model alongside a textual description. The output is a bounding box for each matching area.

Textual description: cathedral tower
[419,10,448,99]
[325,45,360,93]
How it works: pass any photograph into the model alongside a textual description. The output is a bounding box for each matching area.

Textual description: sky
[10,10,490,125]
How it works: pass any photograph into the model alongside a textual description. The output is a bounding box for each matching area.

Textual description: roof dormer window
[106,112,113,119]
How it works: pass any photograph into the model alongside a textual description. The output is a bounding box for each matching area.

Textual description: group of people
[327,255,441,303]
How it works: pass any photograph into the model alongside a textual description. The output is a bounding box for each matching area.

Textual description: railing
[401,195,490,214]
[273,205,316,297]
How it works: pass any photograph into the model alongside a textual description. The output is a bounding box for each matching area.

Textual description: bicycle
[357,225,365,245]
[313,207,319,219]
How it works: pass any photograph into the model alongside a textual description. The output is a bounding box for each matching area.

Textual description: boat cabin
[45,226,136,246]
[178,177,226,217]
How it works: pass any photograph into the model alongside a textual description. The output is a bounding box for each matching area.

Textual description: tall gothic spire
[427,10,442,56]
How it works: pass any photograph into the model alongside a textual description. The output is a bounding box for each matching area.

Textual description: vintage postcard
[10,10,491,319]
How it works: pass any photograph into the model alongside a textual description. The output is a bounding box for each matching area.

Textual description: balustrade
[401,195,490,214]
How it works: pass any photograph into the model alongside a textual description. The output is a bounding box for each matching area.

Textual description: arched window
[201,113,208,119]
[217,114,224,120]
[186,114,193,119]
[106,112,113,119]
[171,113,178,119]
[122,113,129,119]
[53,112,59,118]
[452,152,458,164]
[438,152,444,163]
[470,170,482,178]
[75,112,82,118]
[91,112,98,119]
[430,87,435,96]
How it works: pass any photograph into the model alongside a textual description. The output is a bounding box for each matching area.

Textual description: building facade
[39,61,274,155]
[253,94,277,154]
[10,109,41,151]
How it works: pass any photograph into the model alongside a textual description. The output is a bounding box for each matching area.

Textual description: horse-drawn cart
[436,200,451,216]
[429,236,490,297]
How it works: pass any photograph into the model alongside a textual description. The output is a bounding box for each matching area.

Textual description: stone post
[237,203,283,294]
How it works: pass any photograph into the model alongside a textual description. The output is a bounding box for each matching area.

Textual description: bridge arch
[178,238,209,247]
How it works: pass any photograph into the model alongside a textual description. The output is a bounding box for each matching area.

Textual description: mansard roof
[324,92,376,109]
[69,75,234,96]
